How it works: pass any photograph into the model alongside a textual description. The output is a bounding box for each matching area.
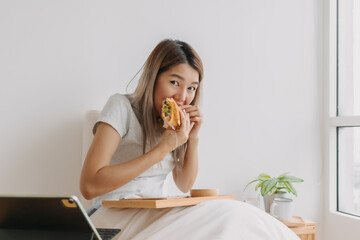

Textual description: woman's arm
[172,105,203,192]
[172,137,199,192]
[80,122,176,200]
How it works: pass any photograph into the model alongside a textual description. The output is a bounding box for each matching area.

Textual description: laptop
[0,195,121,240]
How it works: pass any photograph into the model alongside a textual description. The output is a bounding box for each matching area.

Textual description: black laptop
[0,195,121,240]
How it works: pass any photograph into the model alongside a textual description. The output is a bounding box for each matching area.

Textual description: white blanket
[90,199,299,240]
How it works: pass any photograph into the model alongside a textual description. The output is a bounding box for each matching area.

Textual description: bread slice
[161,98,181,130]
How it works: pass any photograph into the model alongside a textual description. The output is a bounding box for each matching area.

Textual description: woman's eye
[188,86,197,91]
[170,81,179,86]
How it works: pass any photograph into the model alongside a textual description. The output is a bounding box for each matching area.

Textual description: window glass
[338,127,360,217]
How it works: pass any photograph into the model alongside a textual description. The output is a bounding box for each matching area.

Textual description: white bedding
[90,199,300,240]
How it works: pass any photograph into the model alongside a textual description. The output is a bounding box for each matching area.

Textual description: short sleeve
[93,94,132,138]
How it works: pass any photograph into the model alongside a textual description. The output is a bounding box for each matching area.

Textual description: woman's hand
[158,108,193,151]
[180,105,202,140]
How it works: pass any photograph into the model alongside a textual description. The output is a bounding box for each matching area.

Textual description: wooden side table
[280,216,316,240]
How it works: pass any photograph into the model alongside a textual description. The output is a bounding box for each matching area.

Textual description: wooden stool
[281,216,316,240]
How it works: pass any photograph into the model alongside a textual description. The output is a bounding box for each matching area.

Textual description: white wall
[0,0,323,238]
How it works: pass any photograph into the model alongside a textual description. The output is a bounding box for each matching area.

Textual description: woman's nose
[173,89,186,105]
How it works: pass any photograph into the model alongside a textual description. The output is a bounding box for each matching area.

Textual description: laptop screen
[0,195,100,240]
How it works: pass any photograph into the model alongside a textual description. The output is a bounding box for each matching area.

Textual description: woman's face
[153,63,199,116]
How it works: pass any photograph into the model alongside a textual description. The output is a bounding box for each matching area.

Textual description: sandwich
[161,98,181,130]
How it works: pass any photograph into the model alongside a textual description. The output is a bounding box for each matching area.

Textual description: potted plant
[244,173,304,212]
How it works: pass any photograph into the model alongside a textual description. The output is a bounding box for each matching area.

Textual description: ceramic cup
[270,197,293,221]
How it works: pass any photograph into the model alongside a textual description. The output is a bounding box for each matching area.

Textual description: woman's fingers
[180,105,203,139]
[174,108,192,144]
[180,105,192,110]
[167,105,199,148]
[181,105,202,118]
[190,122,195,131]
[179,108,187,128]
[190,116,201,122]
[180,105,196,113]
[181,110,191,133]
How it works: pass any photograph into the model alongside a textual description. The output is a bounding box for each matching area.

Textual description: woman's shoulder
[108,93,132,104]
[105,93,134,110]
[95,93,137,136]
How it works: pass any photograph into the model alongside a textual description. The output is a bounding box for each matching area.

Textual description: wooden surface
[102,195,235,209]
[281,216,316,240]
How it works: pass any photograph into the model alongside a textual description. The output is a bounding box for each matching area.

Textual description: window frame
[332,0,360,217]
[319,0,360,240]
[324,0,360,239]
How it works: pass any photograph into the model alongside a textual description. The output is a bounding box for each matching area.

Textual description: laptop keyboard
[96,228,121,240]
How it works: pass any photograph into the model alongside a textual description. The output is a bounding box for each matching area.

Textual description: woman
[80,39,299,239]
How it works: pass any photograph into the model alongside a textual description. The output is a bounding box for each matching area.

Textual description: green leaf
[277,172,290,179]
[259,180,269,192]
[269,185,278,195]
[243,179,258,191]
[261,178,278,196]
[279,175,304,182]
[254,182,262,191]
[258,173,271,181]
[283,182,297,196]
[260,180,269,196]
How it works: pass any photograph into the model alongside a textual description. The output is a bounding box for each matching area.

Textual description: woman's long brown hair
[130,39,204,171]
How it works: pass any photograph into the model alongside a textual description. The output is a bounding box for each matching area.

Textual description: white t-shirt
[93,94,175,204]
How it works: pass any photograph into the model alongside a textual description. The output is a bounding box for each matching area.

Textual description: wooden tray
[102,195,235,209]
[280,216,316,240]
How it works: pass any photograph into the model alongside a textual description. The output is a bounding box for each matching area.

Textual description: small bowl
[190,189,219,197]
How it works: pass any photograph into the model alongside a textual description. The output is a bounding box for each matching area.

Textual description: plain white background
[0,0,325,239]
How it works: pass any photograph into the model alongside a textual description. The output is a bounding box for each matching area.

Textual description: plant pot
[263,191,287,213]
[263,194,274,213]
